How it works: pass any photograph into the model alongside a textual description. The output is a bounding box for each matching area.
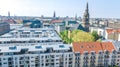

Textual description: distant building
[105,29,120,41]
[52,11,58,20]
[90,19,108,28]
[4,19,17,24]
[67,21,78,27]
[53,11,56,18]
[66,20,80,31]
[108,22,120,29]
[90,26,105,37]
[51,19,85,32]
[82,2,90,32]
[23,20,43,28]
[0,22,10,35]
[10,24,23,30]
[8,11,10,19]
[51,20,66,33]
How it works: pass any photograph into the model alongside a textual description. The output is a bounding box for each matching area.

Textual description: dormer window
[92,45,95,48]
[81,46,83,48]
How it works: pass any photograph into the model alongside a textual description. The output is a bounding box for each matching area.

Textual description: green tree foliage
[109,65,118,67]
[59,30,72,44]
[71,30,94,42]
[59,30,95,44]
[91,31,99,41]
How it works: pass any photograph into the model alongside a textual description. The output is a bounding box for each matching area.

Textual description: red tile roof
[72,42,115,54]
[106,29,120,34]
[3,19,17,24]
[51,20,63,23]
[101,42,115,53]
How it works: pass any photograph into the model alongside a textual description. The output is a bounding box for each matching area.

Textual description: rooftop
[106,29,120,34]
[51,20,63,23]
[0,44,71,53]
[0,27,61,40]
[72,42,115,54]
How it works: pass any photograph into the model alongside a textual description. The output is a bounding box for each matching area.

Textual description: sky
[0,0,120,18]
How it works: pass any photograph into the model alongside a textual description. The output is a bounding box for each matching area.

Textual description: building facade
[50,20,66,33]
[0,25,75,67]
[0,44,74,67]
[0,27,63,45]
[0,22,10,35]
[105,29,120,41]
[73,42,117,67]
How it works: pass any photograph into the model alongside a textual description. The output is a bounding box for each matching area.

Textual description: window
[30,30,35,32]
[9,46,17,50]
[3,58,6,60]
[59,45,65,48]
[35,46,42,49]
[3,62,7,64]
[91,52,95,55]
[18,30,23,32]
[99,51,102,54]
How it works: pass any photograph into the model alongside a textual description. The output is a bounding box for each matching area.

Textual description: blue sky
[0,0,120,18]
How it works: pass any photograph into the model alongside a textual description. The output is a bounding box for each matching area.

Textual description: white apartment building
[89,26,105,37]
[113,41,120,66]
[0,23,120,67]
[0,27,63,45]
[0,26,75,67]
[0,44,74,67]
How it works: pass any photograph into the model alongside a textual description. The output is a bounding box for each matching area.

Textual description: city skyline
[0,0,120,18]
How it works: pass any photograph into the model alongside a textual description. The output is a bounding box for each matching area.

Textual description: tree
[91,31,99,41]
[59,30,72,44]
[71,30,94,42]
[109,65,118,67]
[59,30,95,44]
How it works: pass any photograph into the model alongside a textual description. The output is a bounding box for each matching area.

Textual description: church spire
[84,2,89,20]
[75,13,77,20]
[8,11,11,19]
[86,2,89,11]
[82,2,90,32]
[8,11,10,17]
[53,11,56,18]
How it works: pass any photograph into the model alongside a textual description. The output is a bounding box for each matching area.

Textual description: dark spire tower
[8,11,10,19]
[75,14,77,20]
[53,11,56,18]
[82,2,90,32]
